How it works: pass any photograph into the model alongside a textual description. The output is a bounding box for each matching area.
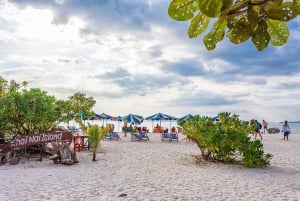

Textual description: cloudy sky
[1,0,300,122]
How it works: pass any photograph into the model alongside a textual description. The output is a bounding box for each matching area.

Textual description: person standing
[281,120,291,141]
[262,120,268,134]
[255,120,263,140]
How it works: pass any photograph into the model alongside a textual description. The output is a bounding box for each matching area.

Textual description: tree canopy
[0,76,96,139]
[168,0,300,51]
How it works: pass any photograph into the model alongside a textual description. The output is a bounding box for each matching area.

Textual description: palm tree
[87,125,109,161]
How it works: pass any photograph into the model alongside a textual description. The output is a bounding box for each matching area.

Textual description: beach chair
[139,132,149,141]
[161,133,170,141]
[104,133,111,140]
[131,133,140,141]
[73,136,83,152]
[170,133,179,142]
[111,132,121,140]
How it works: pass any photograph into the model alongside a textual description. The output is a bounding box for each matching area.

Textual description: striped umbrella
[95,113,112,120]
[145,113,177,130]
[95,113,113,125]
[178,114,194,122]
[145,112,177,122]
[123,114,144,125]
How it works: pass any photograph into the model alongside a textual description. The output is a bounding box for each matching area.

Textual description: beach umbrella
[178,114,194,122]
[145,112,178,131]
[145,112,177,124]
[212,116,219,122]
[123,114,144,125]
[95,113,112,125]
[95,113,112,120]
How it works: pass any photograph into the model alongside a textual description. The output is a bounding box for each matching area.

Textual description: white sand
[1,133,300,201]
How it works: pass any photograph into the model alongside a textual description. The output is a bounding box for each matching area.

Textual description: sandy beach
[1,133,300,201]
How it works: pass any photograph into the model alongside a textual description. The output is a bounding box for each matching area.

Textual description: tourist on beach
[281,120,291,141]
[262,120,268,134]
[109,124,115,134]
[255,120,263,140]
[250,119,262,140]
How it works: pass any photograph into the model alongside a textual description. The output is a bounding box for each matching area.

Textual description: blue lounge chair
[111,132,121,140]
[161,133,170,141]
[104,133,111,140]
[131,133,141,141]
[170,133,179,142]
[139,132,149,141]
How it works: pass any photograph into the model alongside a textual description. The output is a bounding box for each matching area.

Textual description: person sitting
[164,128,169,134]
[171,126,176,133]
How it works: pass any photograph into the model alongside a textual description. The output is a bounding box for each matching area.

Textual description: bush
[178,112,272,168]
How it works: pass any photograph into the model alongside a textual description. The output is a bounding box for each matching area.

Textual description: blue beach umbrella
[212,116,219,122]
[123,114,144,125]
[95,113,112,120]
[145,112,178,129]
[146,112,177,122]
[95,113,112,125]
[178,114,194,122]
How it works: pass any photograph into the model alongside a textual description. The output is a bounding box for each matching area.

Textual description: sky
[0,0,300,122]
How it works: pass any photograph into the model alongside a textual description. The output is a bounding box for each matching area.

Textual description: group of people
[250,119,264,140]
[250,119,291,141]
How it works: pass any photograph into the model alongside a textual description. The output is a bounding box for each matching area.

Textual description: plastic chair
[139,132,149,141]
[170,133,179,142]
[111,132,121,140]
[161,133,170,141]
[73,136,83,152]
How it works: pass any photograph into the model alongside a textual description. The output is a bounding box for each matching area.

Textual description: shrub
[178,112,272,168]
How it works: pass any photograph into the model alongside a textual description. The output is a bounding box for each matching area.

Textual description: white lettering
[29,135,41,143]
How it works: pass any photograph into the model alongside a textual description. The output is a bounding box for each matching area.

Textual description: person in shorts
[281,120,291,141]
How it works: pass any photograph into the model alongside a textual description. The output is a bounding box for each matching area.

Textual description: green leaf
[251,20,270,51]
[294,0,300,14]
[226,16,252,44]
[203,18,227,50]
[266,19,289,46]
[199,0,223,17]
[247,6,259,30]
[266,2,298,22]
[188,13,210,38]
[168,0,200,21]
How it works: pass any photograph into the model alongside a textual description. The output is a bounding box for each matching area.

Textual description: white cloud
[0,0,300,122]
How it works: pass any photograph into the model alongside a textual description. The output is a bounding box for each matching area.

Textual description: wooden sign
[0,131,73,151]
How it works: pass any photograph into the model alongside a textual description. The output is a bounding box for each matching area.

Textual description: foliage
[0,88,59,135]
[0,76,96,139]
[168,0,300,51]
[69,92,96,121]
[178,112,272,167]
[87,125,109,161]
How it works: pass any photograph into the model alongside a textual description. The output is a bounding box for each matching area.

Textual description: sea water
[61,120,300,134]
[268,122,300,134]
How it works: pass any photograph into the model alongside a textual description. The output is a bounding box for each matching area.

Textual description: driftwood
[49,141,78,165]
[0,149,20,165]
